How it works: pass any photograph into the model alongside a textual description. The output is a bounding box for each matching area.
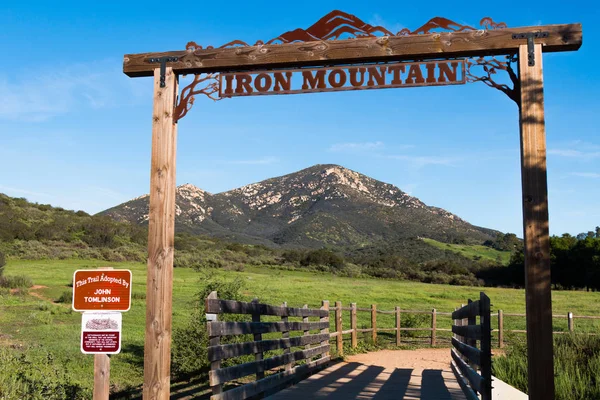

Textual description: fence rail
[450,292,492,400]
[205,292,330,400]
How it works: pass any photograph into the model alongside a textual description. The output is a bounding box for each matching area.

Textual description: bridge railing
[450,292,492,400]
[205,291,331,400]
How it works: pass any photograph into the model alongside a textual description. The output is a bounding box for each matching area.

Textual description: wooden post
[351,303,357,349]
[282,302,291,371]
[371,304,377,344]
[303,305,310,350]
[480,293,492,400]
[143,66,178,400]
[321,301,329,358]
[252,299,264,380]
[335,301,343,356]
[519,43,555,400]
[94,266,112,400]
[498,310,504,348]
[568,312,574,332]
[395,306,401,346]
[431,308,437,346]
[207,292,222,397]
[93,355,110,400]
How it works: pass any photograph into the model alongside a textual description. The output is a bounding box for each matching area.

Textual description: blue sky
[0,1,598,236]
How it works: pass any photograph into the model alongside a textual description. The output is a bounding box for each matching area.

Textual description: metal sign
[81,312,122,354]
[219,60,465,98]
[72,269,132,312]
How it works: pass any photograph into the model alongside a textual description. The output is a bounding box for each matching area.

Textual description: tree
[596,226,600,238]
[0,251,5,275]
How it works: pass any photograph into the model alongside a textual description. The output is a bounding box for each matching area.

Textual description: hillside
[102,164,498,248]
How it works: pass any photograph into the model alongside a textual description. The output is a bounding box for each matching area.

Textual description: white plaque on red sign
[81,312,122,354]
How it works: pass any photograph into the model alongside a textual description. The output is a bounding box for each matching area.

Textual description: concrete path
[268,349,467,399]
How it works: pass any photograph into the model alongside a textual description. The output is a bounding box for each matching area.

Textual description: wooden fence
[329,302,451,354]
[494,310,600,347]
[205,292,331,400]
[450,292,492,400]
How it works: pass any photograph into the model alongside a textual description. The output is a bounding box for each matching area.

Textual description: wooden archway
[123,11,582,400]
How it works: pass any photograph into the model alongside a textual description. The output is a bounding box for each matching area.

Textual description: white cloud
[0,185,53,199]
[0,60,149,122]
[329,141,384,152]
[227,157,279,165]
[548,149,600,159]
[571,172,600,178]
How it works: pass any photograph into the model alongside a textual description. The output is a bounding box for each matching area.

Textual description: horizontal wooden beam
[206,298,327,318]
[208,333,329,362]
[452,301,481,320]
[209,344,329,385]
[452,337,482,367]
[211,355,330,400]
[452,324,482,340]
[451,349,484,393]
[208,321,329,336]
[124,23,581,77]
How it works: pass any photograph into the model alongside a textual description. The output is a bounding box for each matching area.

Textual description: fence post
[480,293,492,400]
[498,310,504,348]
[321,300,330,358]
[395,306,401,346]
[303,304,310,350]
[431,308,437,346]
[568,312,574,332]
[252,298,264,380]
[371,304,377,344]
[282,302,291,372]
[335,301,343,356]
[207,291,222,396]
[351,303,357,349]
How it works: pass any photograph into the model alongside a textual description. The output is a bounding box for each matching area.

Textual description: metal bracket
[148,56,179,87]
[512,32,549,67]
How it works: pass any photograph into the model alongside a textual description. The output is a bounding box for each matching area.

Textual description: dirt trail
[346,348,453,370]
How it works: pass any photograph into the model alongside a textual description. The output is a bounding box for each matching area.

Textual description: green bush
[0,347,90,399]
[171,272,247,378]
[56,291,73,304]
[494,333,600,399]
[0,274,33,289]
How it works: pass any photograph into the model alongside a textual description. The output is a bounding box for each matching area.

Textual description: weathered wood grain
[124,24,582,77]
[93,354,110,400]
[143,67,178,400]
[208,321,329,336]
[207,333,329,362]
[518,43,555,400]
[209,345,329,386]
[210,356,330,400]
[206,299,327,317]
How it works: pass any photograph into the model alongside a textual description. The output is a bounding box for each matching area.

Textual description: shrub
[0,275,33,289]
[56,291,73,304]
[494,333,600,399]
[171,273,247,378]
[0,347,90,399]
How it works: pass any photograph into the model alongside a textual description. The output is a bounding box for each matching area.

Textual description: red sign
[81,312,122,354]
[219,60,466,98]
[72,269,132,312]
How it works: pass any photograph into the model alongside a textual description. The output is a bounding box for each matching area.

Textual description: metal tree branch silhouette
[466,55,520,105]
[174,74,220,122]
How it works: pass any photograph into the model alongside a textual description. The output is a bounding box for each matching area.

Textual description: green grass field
[2,259,600,397]
[421,238,512,265]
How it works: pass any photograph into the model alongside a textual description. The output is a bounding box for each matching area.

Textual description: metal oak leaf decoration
[174,74,220,122]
